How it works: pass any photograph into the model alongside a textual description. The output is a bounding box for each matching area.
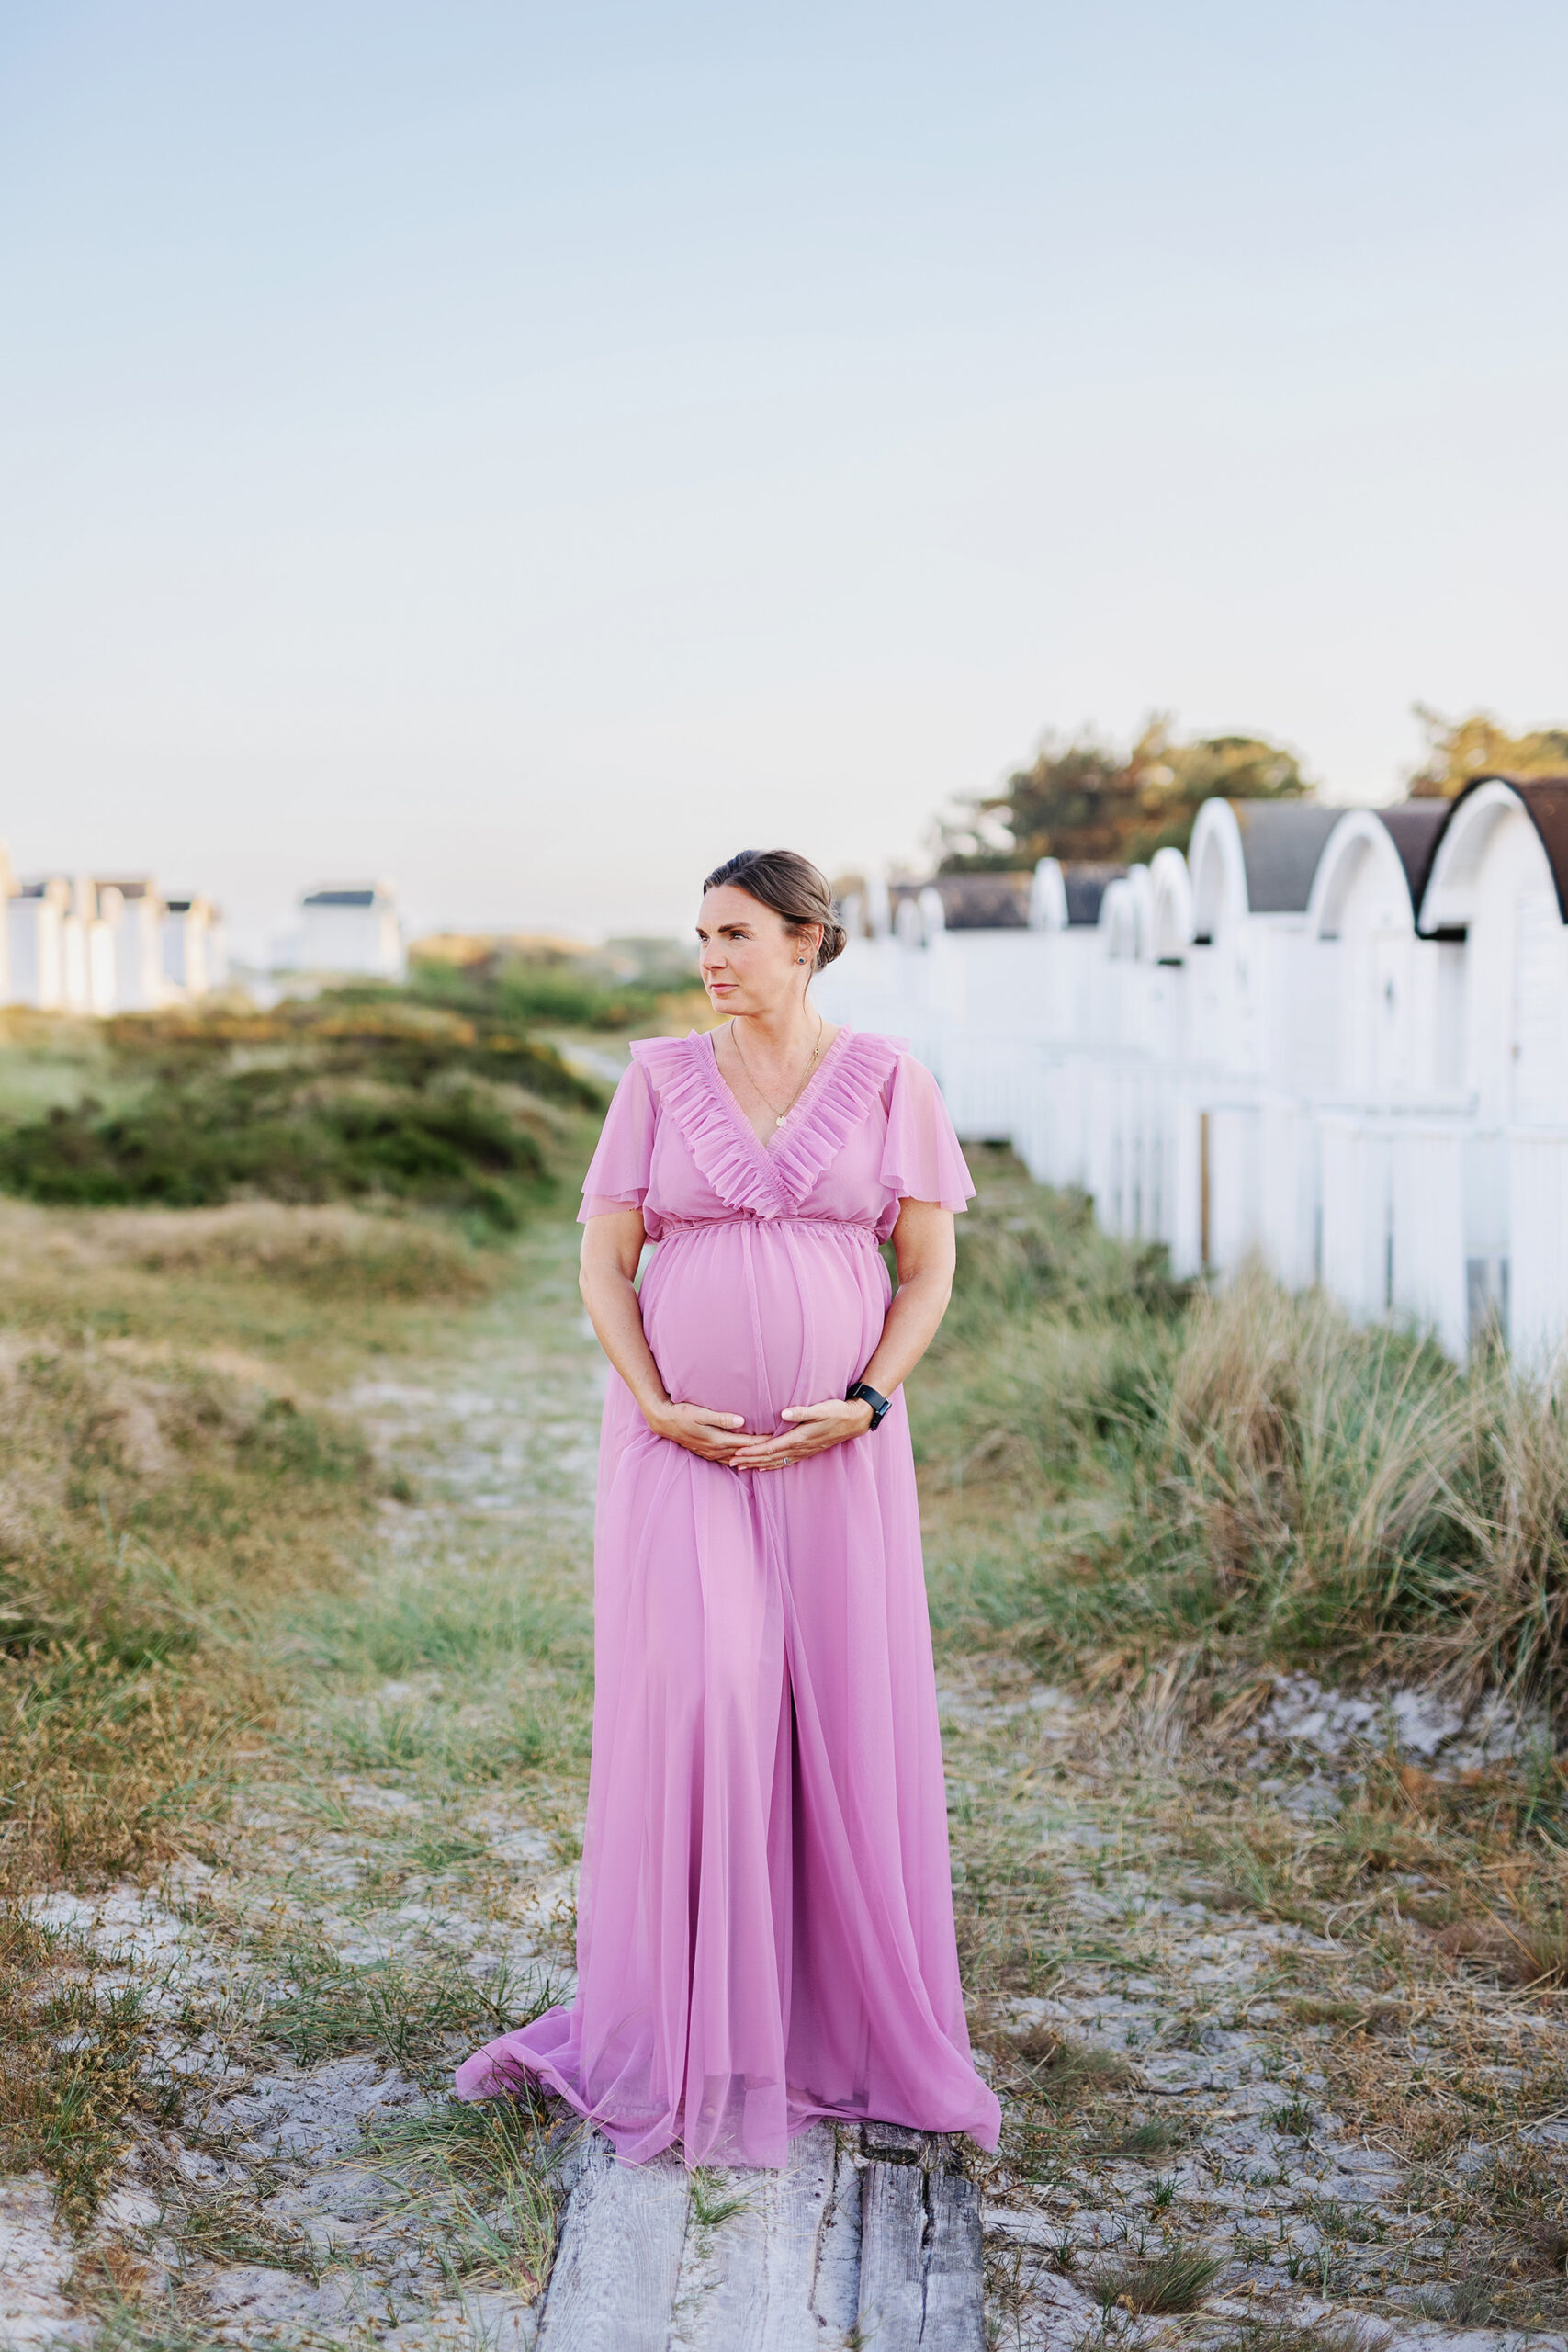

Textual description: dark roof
[892,863,1123,929]
[1063,863,1126,926]
[1441,774,1568,922]
[932,873,1032,930]
[1230,801,1342,913]
[1516,777,1568,919]
[1372,802,1450,915]
[305,888,379,909]
[95,876,154,900]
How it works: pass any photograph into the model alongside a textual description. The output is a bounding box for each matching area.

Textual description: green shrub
[0,1075,547,1227]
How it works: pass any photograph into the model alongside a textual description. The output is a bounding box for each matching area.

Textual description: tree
[1407,706,1568,798]
[938,717,1309,872]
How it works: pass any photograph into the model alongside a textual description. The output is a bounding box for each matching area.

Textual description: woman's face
[696,884,817,1016]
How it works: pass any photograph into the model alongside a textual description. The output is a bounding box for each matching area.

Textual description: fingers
[779,1402,835,1423]
[732,1437,808,1469]
[688,1408,746,1429]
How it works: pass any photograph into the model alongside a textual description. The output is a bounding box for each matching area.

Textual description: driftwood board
[534,2121,984,2352]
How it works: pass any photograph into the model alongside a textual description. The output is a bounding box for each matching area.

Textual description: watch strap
[846,1380,892,1430]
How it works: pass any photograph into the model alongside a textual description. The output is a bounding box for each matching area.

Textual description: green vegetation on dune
[408,950,681,1032]
[0,989,605,1228]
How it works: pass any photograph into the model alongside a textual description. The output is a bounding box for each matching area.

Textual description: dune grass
[0,1170,604,1899]
[0,1177,597,2231]
[919,1147,1568,1715]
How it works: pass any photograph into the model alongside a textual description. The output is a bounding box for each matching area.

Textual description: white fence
[817,778,1568,1364]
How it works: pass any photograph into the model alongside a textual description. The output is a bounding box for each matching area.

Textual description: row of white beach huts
[0,865,228,1012]
[0,864,404,1012]
[816,774,1568,1365]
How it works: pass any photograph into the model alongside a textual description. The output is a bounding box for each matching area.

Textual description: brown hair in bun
[702,849,848,971]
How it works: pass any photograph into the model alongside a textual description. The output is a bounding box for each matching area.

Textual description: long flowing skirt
[455,1219,1000,2168]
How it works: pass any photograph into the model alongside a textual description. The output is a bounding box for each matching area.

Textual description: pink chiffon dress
[455,1025,1001,2168]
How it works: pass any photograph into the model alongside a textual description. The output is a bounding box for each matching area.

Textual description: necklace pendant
[774,1113,788,1128]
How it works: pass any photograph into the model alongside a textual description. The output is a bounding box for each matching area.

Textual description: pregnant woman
[457,848,1000,2169]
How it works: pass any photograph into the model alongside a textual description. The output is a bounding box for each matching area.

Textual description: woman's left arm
[728,1200,956,1469]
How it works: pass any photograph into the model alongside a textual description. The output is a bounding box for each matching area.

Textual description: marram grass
[921,1148,1568,1716]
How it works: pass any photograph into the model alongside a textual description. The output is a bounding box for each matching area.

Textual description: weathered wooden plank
[808,2129,863,2343]
[856,2161,926,2351]
[536,2135,689,2352]
[918,2169,984,2352]
[861,2120,926,2163]
[669,2124,839,2352]
[758,2127,843,2352]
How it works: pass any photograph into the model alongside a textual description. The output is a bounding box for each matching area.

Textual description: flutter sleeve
[879,1051,976,1211]
[579,1059,657,1223]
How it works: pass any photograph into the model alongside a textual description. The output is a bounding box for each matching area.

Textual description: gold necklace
[729,1015,826,1129]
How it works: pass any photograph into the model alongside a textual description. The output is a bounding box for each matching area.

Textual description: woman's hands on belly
[728,1396,874,1470]
[581,1214,750,1464]
[642,1398,749,1462]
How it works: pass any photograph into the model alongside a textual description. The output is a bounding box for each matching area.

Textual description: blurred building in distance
[98,878,174,1011]
[822,773,1568,1366]
[162,895,229,996]
[285,882,404,980]
[0,854,228,1012]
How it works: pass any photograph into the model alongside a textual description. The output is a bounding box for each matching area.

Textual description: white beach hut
[1416,774,1568,1362]
[1016,860,1124,1191]
[1301,803,1464,1347]
[1182,800,1342,1277]
[9,879,67,1009]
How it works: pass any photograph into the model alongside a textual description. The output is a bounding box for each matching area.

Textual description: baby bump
[639,1222,886,1434]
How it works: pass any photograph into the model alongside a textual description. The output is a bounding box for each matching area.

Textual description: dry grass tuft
[78,1199,498,1299]
[1093,2245,1222,2312]
[1010,2025,1134,2105]
[1140,1263,1568,1700]
[365,2093,563,2301]
[0,1195,499,1306]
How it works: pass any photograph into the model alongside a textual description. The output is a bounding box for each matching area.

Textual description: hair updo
[701,849,848,971]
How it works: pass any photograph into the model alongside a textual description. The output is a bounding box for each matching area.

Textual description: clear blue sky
[3,1,1565,953]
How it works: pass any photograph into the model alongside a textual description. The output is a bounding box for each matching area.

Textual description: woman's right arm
[578,1211,747,1463]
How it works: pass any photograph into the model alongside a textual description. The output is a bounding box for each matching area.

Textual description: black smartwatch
[846,1381,892,1432]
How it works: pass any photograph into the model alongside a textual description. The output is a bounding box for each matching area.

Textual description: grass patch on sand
[1094,2245,1224,2313]
[365,2090,564,2301]
[0,1905,171,2229]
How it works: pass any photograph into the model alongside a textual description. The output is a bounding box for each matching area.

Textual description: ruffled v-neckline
[629,1027,902,1219]
[702,1024,852,1167]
